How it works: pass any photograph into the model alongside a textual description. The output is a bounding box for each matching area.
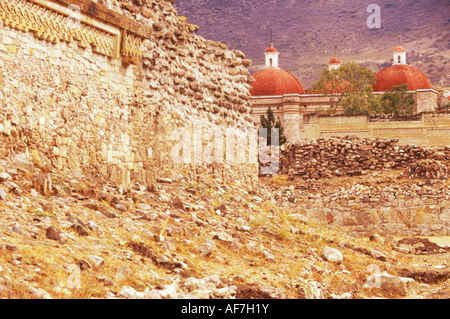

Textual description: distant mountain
[175,0,450,90]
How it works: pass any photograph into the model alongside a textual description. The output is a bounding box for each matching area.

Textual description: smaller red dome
[394,46,405,52]
[266,43,278,53]
[329,54,341,64]
[329,58,341,64]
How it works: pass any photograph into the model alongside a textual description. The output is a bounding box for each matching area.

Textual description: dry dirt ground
[0,166,449,299]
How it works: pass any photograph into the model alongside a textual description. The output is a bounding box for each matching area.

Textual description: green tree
[380,84,415,116]
[444,101,450,109]
[260,107,287,146]
[341,84,381,115]
[311,62,377,109]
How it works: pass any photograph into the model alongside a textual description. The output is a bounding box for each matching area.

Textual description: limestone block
[439,208,450,222]
[369,209,382,224]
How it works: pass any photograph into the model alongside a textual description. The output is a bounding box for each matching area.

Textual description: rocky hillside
[0,152,449,299]
[175,0,450,89]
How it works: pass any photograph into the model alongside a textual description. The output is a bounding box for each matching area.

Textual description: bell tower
[393,46,407,65]
[265,43,279,68]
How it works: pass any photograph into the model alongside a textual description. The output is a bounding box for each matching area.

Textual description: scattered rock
[212,232,234,243]
[0,172,12,182]
[236,224,251,232]
[156,178,173,184]
[88,255,105,269]
[28,287,52,299]
[376,273,419,297]
[369,233,385,244]
[397,266,450,284]
[117,286,138,299]
[235,283,288,299]
[12,153,34,172]
[157,284,178,299]
[172,197,185,211]
[0,186,6,200]
[70,224,89,237]
[45,226,66,244]
[215,203,227,215]
[97,276,114,287]
[262,249,275,262]
[295,279,324,299]
[30,189,38,198]
[370,249,387,261]
[9,223,25,235]
[394,246,411,254]
[321,246,343,263]
[0,244,20,252]
[395,237,449,255]
[196,240,216,257]
[87,220,102,233]
[111,201,127,212]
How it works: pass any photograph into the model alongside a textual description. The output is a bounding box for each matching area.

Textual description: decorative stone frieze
[0,0,148,63]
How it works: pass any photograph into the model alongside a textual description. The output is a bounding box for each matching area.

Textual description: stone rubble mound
[279,136,450,179]
[404,159,449,179]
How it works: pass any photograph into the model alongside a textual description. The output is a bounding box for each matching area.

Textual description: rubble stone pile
[279,136,450,179]
[404,159,449,180]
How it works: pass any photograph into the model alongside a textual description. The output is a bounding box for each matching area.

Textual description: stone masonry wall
[274,179,450,237]
[276,136,450,237]
[0,0,258,186]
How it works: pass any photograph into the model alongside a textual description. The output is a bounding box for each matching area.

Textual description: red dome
[373,64,433,92]
[394,46,405,52]
[266,44,278,53]
[329,57,341,64]
[249,68,305,96]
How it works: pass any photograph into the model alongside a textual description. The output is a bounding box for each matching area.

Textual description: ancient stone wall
[0,0,258,186]
[275,181,450,237]
[276,136,450,237]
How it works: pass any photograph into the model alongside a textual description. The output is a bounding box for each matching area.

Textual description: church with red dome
[373,46,434,92]
[250,43,305,96]
[248,44,441,143]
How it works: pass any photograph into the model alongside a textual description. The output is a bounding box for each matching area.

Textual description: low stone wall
[274,136,450,237]
[273,177,450,237]
[301,187,450,237]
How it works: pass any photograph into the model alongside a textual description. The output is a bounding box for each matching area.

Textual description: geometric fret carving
[373,128,423,137]
[0,0,146,64]
[427,128,450,138]
[121,29,145,65]
[320,130,371,139]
